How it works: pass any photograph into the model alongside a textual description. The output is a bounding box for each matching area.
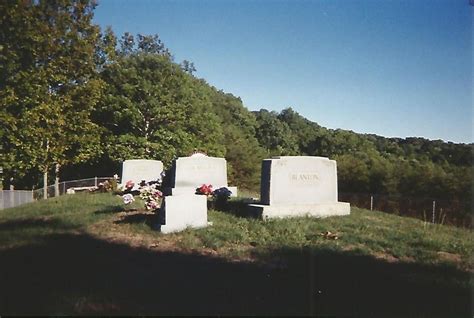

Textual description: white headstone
[121,159,163,186]
[166,154,237,196]
[173,153,227,187]
[159,194,208,233]
[249,156,350,219]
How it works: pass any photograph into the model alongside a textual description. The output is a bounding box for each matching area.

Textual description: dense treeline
[254,109,472,202]
[1,1,472,218]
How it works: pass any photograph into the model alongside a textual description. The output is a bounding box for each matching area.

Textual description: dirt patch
[341,244,365,252]
[436,251,462,263]
[400,256,415,263]
[373,252,400,263]
[87,210,230,260]
[88,212,169,250]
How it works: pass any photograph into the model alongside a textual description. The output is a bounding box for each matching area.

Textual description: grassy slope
[0,193,472,316]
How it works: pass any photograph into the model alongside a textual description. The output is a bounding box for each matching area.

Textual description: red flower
[197,184,213,195]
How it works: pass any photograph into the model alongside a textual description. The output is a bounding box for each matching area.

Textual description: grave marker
[158,194,208,234]
[249,156,350,219]
[166,153,237,196]
[121,159,163,186]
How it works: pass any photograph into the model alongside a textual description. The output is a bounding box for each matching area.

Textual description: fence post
[432,200,436,224]
[94,176,98,187]
[62,182,66,195]
[9,189,13,208]
[370,195,373,211]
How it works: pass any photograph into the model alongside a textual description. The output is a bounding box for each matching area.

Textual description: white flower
[122,193,135,205]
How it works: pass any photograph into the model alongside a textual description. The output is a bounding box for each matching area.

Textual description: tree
[254,109,298,156]
[206,89,267,189]
[180,60,196,75]
[0,0,103,195]
[95,34,225,167]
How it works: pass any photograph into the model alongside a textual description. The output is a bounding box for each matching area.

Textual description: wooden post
[432,201,436,224]
[94,176,98,187]
[370,195,374,211]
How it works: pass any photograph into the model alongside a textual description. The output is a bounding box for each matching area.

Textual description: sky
[93,0,473,144]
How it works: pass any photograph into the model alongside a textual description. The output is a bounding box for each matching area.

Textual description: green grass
[0,193,472,315]
[1,193,471,269]
[0,193,136,249]
[126,198,473,271]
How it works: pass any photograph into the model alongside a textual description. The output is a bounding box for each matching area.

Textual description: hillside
[0,193,471,315]
[1,2,471,225]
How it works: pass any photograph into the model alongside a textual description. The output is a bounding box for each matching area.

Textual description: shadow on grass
[94,205,127,215]
[0,224,471,316]
[0,218,77,232]
[210,198,261,219]
[114,212,159,228]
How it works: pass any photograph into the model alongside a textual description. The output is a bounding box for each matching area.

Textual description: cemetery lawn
[0,193,472,316]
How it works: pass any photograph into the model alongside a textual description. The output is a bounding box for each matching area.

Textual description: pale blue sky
[94,0,473,143]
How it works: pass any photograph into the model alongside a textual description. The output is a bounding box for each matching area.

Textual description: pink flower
[125,180,135,189]
[146,200,159,210]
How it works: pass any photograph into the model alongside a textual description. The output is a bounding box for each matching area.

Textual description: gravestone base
[163,186,238,197]
[159,194,208,234]
[248,202,350,220]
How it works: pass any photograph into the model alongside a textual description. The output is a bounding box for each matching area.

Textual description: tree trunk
[43,169,48,199]
[43,138,50,199]
[54,163,60,197]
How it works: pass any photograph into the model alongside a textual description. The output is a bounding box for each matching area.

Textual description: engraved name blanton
[289,173,319,183]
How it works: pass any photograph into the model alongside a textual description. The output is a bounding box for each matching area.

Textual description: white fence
[0,190,34,210]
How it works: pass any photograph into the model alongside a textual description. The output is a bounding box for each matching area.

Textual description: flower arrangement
[121,172,165,211]
[195,185,232,210]
[196,184,213,196]
[138,184,163,210]
[195,184,232,199]
[212,187,232,200]
[97,180,117,193]
[213,187,232,210]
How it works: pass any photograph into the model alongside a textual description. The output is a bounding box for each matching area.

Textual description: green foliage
[206,89,267,188]
[255,108,473,206]
[94,38,226,166]
[254,109,298,156]
[0,0,103,187]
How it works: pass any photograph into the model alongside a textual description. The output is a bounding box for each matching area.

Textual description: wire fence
[33,177,115,200]
[339,192,472,228]
[0,190,34,210]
